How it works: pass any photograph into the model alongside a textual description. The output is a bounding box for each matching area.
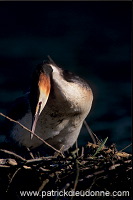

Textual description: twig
[0,164,10,168]
[0,112,63,155]
[6,168,21,192]
[86,170,105,179]
[71,159,80,200]
[54,145,65,158]
[89,177,97,190]
[75,140,79,157]
[109,164,120,170]
[92,137,108,157]
[38,179,49,192]
[81,146,84,157]
[26,148,35,159]
[119,143,132,152]
[83,120,99,144]
[0,149,26,162]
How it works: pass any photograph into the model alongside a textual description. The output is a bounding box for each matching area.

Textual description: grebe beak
[31,72,51,139]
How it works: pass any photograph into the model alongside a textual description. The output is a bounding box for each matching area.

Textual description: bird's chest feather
[35,99,82,140]
[10,95,83,148]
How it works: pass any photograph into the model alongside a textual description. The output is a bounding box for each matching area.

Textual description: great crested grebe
[1,58,93,152]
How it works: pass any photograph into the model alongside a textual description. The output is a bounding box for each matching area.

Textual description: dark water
[0,2,131,152]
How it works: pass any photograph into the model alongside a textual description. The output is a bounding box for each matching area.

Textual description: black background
[0,1,131,152]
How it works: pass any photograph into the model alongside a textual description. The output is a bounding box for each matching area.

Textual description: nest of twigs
[0,141,132,200]
[0,113,132,199]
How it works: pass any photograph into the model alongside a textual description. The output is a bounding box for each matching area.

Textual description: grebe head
[30,56,92,137]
